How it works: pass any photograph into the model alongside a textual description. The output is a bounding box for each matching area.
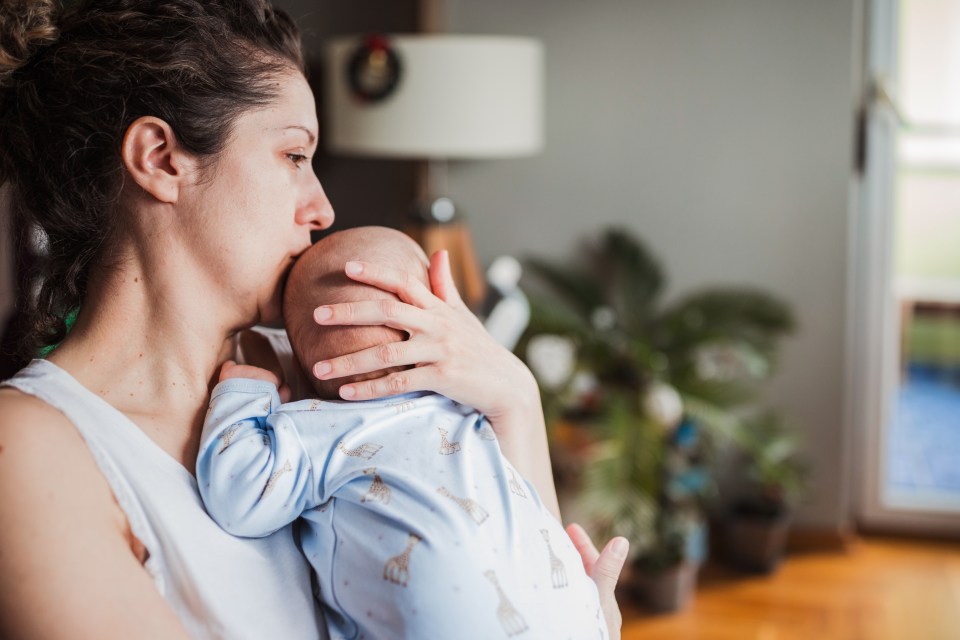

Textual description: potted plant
[633,407,717,611]
[517,227,795,611]
[725,412,809,574]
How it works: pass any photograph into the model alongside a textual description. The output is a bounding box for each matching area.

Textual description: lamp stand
[404,159,487,312]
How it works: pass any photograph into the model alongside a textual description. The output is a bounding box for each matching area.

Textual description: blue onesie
[197,379,608,640]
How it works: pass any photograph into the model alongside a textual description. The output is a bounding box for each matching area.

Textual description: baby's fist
[219,360,279,385]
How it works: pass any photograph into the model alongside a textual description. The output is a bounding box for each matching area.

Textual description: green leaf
[599,228,664,329]
[658,288,795,356]
[524,258,607,317]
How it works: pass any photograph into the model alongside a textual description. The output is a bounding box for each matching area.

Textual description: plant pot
[632,562,698,614]
[725,506,792,574]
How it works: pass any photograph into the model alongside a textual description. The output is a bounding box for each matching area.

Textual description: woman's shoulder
[0,385,79,439]
[0,386,125,522]
[0,389,172,637]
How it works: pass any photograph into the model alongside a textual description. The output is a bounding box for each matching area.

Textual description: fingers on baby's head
[282,226,425,394]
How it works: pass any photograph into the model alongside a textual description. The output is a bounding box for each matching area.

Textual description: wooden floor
[620,537,960,640]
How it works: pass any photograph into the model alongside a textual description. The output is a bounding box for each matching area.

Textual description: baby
[197,226,607,640]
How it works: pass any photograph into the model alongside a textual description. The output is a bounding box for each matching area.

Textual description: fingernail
[611,538,629,557]
[313,362,331,378]
[345,261,363,276]
[314,306,332,321]
[340,385,356,399]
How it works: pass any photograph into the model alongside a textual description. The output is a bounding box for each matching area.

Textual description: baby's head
[283,226,430,399]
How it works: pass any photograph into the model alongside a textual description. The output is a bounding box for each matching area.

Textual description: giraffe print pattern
[384,533,421,587]
[476,425,497,441]
[540,530,568,588]
[437,486,489,525]
[437,428,461,455]
[337,440,382,460]
[508,468,527,499]
[361,467,392,505]
[389,400,416,414]
[216,423,243,454]
[484,570,529,636]
[259,460,292,499]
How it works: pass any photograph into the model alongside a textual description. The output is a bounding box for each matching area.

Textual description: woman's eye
[287,152,310,168]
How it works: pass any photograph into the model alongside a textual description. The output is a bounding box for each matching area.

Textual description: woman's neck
[48,251,240,469]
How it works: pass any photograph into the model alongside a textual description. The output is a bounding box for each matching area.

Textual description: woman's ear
[121,116,195,204]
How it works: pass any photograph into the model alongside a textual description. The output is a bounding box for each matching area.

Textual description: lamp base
[405,196,487,312]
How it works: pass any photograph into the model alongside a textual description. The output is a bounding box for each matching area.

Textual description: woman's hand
[311,251,536,419]
[566,523,629,640]
[311,250,559,515]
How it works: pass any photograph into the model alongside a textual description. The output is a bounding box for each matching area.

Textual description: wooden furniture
[895,276,960,377]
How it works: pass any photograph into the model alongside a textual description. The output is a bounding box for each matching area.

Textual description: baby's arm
[197,370,320,538]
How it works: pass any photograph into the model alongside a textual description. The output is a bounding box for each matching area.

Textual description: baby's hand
[218,360,292,402]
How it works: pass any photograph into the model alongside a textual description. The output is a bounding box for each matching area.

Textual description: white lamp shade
[324,35,544,159]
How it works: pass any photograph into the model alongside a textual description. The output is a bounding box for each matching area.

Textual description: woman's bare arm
[0,390,189,639]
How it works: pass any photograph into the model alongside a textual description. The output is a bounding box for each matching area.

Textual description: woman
[0,1,626,638]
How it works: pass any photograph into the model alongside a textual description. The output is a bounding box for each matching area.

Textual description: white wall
[447,0,861,530]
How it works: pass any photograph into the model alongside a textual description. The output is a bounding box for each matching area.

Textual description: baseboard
[856,519,960,542]
[786,526,858,553]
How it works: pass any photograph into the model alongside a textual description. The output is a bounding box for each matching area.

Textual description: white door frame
[850,0,960,536]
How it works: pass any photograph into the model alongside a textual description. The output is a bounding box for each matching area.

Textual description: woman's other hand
[566,523,629,640]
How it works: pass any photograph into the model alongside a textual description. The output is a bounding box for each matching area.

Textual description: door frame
[850,0,960,536]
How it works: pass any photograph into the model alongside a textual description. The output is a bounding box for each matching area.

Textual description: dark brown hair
[0,0,305,358]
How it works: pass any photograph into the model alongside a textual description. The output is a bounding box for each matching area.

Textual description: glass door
[856,0,960,534]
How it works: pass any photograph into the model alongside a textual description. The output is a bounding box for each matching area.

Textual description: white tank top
[3,359,327,640]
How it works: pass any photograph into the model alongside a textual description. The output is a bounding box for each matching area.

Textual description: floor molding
[786,525,858,553]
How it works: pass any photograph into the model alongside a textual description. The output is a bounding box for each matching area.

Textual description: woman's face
[183,70,334,327]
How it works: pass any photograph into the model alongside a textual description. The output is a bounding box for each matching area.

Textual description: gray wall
[446,0,860,530]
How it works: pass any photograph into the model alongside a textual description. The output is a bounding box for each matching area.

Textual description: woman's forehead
[243,73,318,139]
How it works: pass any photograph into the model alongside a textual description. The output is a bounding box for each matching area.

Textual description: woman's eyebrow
[277,125,317,145]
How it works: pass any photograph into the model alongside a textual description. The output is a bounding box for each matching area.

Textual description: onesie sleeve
[197,378,321,538]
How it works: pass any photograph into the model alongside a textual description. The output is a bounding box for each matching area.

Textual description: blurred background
[2,0,958,636]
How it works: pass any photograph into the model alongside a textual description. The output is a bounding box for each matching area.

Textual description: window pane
[895,172,960,278]
[900,131,960,167]
[901,0,960,125]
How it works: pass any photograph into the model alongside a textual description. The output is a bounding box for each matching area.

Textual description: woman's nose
[295,174,335,230]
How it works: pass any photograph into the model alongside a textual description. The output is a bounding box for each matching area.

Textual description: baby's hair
[0,0,304,358]
[283,227,430,399]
